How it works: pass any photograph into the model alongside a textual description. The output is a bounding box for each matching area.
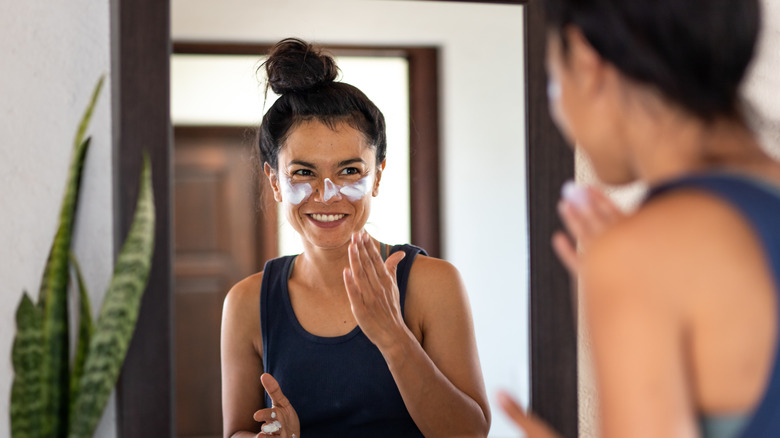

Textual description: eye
[340,167,361,176]
[292,168,314,177]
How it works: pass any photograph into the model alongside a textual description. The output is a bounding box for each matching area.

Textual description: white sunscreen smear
[280,174,313,205]
[561,180,589,208]
[261,420,282,433]
[335,175,373,201]
[547,78,562,101]
[281,174,373,204]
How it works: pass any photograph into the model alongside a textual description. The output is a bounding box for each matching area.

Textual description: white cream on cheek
[280,174,313,205]
[282,173,374,204]
[336,174,374,201]
[547,77,569,132]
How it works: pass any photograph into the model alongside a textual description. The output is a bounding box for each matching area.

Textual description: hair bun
[264,38,339,94]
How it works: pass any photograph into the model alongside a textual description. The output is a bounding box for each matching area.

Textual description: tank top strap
[387,244,427,315]
[646,172,780,437]
[259,255,297,374]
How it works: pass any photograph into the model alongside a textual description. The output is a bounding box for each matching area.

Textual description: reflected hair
[257,38,387,169]
[544,0,761,121]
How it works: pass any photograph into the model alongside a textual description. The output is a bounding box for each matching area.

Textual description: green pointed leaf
[68,253,94,423]
[74,76,104,151]
[69,155,155,438]
[37,75,103,437]
[11,292,44,438]
[38,135,91,437]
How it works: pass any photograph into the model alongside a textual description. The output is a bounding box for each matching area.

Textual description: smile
[309,213,346,223]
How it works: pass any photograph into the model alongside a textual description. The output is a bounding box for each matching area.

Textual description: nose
[314,178,342,203]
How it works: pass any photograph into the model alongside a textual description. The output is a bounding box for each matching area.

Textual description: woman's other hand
[255,373,300,438]
[552,182,624,274]
[343,231,408,351]
[497,391,561,438]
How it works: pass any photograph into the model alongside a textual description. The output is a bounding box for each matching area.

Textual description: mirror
[170,1,527,436]
[112,0,578,437]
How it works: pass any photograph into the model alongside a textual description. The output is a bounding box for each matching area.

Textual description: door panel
[174,127,277,437]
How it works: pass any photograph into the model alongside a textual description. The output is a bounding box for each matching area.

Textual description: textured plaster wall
[0,2,114,437]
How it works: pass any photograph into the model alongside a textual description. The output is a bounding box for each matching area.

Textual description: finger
[343,268,364,310]
[561,193,607,239]
[357,232,384,291]
[383,250,406,281]
[261,373,291,409]
[558,200,589,239]
[253,408,280,423]
[496,391,561,438]
[587,187,623,223]
[347,236,370,294]
[551,231,579,274]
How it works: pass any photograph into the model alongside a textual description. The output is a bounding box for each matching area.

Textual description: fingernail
[561,180,588,207]
[271,411,276,419]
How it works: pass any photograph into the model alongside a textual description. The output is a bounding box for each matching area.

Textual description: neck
[626,109,769,185]
[294,235,379,293]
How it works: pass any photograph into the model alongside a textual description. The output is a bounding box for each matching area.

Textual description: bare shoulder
[224,271,264,316]
[405,254,471,329]
[222,271,265,354]
[406,254,468,307]
[584,188,764,306]
[408,254,463,288]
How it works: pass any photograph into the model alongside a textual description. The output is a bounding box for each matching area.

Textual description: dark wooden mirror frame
[111,0,576,437]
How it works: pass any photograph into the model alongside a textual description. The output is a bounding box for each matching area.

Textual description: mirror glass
[171,1,528,436]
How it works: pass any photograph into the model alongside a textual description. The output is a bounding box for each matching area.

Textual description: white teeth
[311,213,345,223]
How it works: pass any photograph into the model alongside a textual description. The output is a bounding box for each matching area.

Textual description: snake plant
[10,77,156,438]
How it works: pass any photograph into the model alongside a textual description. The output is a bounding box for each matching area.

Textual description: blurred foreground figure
[500,1,780,437]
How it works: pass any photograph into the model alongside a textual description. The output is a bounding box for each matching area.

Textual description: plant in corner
[10,77,156,438]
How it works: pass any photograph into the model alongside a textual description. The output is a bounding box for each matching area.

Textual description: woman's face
[545,29,636,185]
[266,120,383,251]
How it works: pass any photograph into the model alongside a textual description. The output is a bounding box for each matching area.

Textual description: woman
[500,0,780,437]
[220,38,490,438]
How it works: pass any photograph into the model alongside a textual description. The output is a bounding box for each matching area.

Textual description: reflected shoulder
[408,254,463,289]
[223,271,264,315]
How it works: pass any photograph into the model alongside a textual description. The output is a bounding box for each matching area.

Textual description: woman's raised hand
[497,391,562,438]
[552,182,624,274]
[343,231,408,351]
[254,373,300,438]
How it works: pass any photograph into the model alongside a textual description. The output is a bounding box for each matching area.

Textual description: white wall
[0,2,114,437]
[576,1,780,436]
[172,1,528,436]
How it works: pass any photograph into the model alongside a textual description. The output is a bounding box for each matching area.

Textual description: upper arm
[221,274,264,437]
[582,218,698,438]
[407,257,491,423]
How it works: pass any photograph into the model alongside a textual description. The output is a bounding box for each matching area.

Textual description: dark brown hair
[258,38,387,169]
[545,0,761,121]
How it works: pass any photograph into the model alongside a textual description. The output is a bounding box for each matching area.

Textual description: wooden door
[173,126,277,438]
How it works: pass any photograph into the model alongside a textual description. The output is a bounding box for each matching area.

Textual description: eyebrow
[286,158,366,169]
[287,159,316,168]
[337,158,366,167]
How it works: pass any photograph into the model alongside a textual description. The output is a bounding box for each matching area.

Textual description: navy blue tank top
[260,244,426,438]
[647,173,780,437]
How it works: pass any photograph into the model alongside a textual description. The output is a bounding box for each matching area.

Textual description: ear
[372,160,386,197]
[564,25,609,98]
[264,162,283,202]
